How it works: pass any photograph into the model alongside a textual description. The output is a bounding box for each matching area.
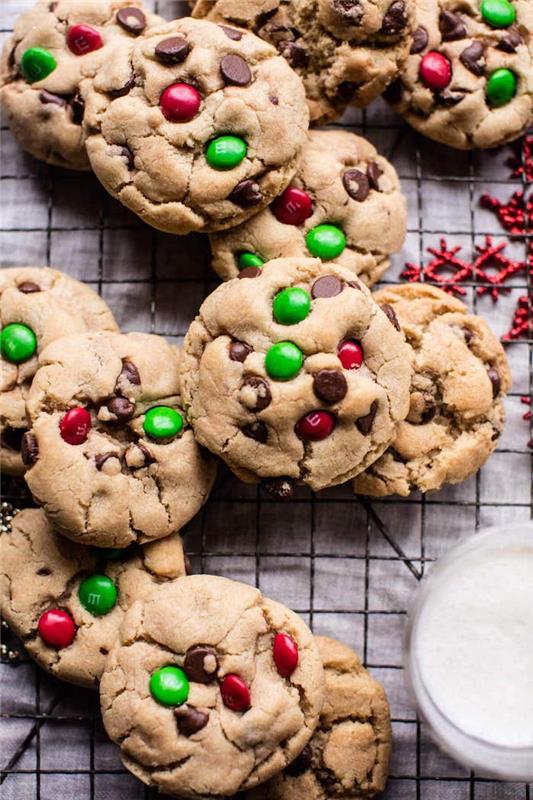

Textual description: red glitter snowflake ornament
[502,294,533,341]
[472,236,527,301]
[480,190,533,237]
[401,239,472,295]
[506,134,533,182]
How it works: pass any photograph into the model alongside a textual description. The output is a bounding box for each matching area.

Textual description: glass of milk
[405,523,533,780]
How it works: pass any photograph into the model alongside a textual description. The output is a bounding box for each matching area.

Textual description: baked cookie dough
[209,129,407,286]
[83,17,309,234]
[180,257,411,495]
[0,0,163,170]
[192,0,414,123]
[0,267,118,476]
[99,574,325,798]
[245,636,392,799]
[23,331,216,548]
[385,0,533,149]
[0,508,190,687]
[353,283,511,497]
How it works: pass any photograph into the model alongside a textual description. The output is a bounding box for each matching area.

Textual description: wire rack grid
[0,1,532,798]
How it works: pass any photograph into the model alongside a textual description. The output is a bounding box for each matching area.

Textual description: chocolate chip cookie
[23,331,216,547]
[0,508,190,687]
[0,0,163,170]
[1,266,118,476]
[353,283,511,497]
[99,574,325,797]
[244,636,392,799]
[179,257,411,495]
[192,0,414,123]
[385,0,533,149]
[82,17,309,234]
[209,129,407,287]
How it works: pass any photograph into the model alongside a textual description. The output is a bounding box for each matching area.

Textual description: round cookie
[0,0,163,170]
[23,331,217,548]
[0,508,190,687]
[99,574,325,797]
[209,129,407,287]
[353,283,511,497]
[0,267,118,476]
[179,257,411,495]
[82,17,309,234]
[191,0,414,123]
[385,0,533,149]
[244,636,391,800]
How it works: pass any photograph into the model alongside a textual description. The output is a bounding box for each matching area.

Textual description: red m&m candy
[160,83,201,122]
[272,187,313,226]
[67,25,103,56]
[59,407,92,445]
[273,633,299,678]
[419,51,452,91]
[295,410,335,441]
[220,674,251,712]
[337,339,364,370]
[38,609,77,649]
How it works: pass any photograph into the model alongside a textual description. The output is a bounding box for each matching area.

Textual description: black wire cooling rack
[1,2,532,798]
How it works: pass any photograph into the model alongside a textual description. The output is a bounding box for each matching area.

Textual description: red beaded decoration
[402,239,472,296]
[59,407,92,445]
[506,135,533,182]
[337,339,364,370]
[419,51,452,91]
[67,24,103,56]
[160,83,201,122]
[502,295,532,341]
[472,236,527,301]
[480,191,533,237]
[272,187,313,226]
[38,609,77,649]
[220,674,251,712]
[273,633,299,678]
[295,410,335,441]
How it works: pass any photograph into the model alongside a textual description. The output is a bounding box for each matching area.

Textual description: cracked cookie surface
[179,256,411,494]
[23,331,216,547]
[83,17,309,234]
[209,129,407,286]
[385,0,533,149]
[353,283,511,497]
[100,574,325,798]
[192,0,414,123]
[244,635,391,799]
[0,266,118,476]
[0,0,163,170]
[0,508,190,687]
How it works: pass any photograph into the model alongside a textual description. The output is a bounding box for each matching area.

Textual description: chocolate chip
[228,179,262,207]
[237,267,261,279]
[342,169,370,202]
[437,90,466,107]
[120,146,135,170]
[331,0,363,24]
[220,54,252,86]
[184,646,219,683]
[219,24,243,40]
[410,26,429,54]
[381,1,407,35]
[498,29,522,53]
[439,10,466,41]
[366,162,383,191]
[108,74,135,98]
[269,94,279,105]
[380,303,400,331]
[184,554,193,575]
[336,81,360,102]
[262,22,296,45]
[107,397,135,422]
[487,367,501,398]
[285,744,312,776]
[242,421,268,443]
[463,326,473,344]
[278,41,309,68]
[229,340,253,362]
[1,426,24,451]
[241,376,272,411]
[39,91,67,107]
[262,477,294,500]
[95,452,119,470]
[311,275,343,299]
[116,7,146,35]
[70,93,84,125]
[459,41,485,76]
[154,37,190,63]
[313,370,348,405]
[383,78,402,104]
[21,432,38,465]
[355,400,378,435]
[18,281,41,293]
[116,360,141,391]
[175,705,209,736]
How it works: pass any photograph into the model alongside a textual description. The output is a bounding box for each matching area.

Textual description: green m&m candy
[20,47,57,84]
[238,252,264,270]
[1,323,37,363]
[206,135,247,170]
[150,665,189,706]
[480,0,516,28]
[306,225,346,260]
[265,341,303,380]
[143,406,184,440]
[486,68,517,107]
[78,575,117,616]
[273,287,311,325]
